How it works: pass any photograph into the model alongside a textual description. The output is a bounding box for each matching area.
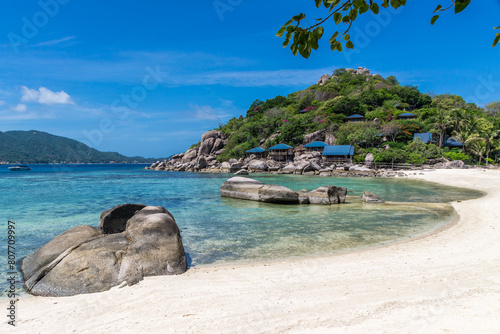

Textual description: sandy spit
[8,169,500,333]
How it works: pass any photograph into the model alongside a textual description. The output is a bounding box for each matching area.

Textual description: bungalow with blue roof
[397,112,417,120]
[268,143,294,162]
[413,132,436,144]
[245,147,266,159]
[346,114,364,123]
[442,136,463,148]
[303,141,328,153]
[322,145,355,163]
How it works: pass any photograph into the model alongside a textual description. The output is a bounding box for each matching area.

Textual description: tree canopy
[277,0,499,58]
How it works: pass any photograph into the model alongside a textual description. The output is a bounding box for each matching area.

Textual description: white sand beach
[10,169,500,333]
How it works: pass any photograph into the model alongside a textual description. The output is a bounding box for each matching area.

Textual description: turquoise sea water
[0,164,483,296]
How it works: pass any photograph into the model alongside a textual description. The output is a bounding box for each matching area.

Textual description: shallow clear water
[0,164,483,295]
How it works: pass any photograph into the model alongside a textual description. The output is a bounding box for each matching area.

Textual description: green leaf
[315,0,322,8]
[334,12,342,24]
[344,34,350,41]
[382,0,389,8]
[493,33,500,47]
[292,13,305,21]
[276,25,287,38]
[433,5,442,13]
[431,15,439,25]
[494,26,500,30]
[370,3,379,14]
[454,0,471,14]
[314,26,325,38]
[282,31,293,47]
[346,40,354,49]
[329,31,339,43]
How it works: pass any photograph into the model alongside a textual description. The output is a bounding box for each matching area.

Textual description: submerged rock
[220,177,347,205]
[362,191,385,203]
[21,204,187,297]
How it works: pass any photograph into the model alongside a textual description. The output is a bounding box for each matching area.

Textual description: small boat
[8,165,32,171]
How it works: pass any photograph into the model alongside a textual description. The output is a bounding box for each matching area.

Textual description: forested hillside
[0,130,151,163]
[209,68,499,165]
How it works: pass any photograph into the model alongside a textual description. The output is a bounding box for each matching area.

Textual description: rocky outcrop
[304,130,326,145]
[220,177,347,205]
[21,204,187,297]
[317,74,331,86]
[362,191,385,203]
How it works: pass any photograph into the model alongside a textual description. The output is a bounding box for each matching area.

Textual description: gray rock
[201,130,219,142]
[221,162,231,169]
[20,225,103,282]
[362,191,385,203]
[349,165,372,172]
[220,177,347,206]
[303,130,326,145]
[248,160,268,171]
[195,156,208,169]
[365,153,375,167]
[230,162,242,172]
[181,148,198,163]
[234,169,248,175]
[307,186,347,205]
[98,204,147,234]
[21,205,187,297]
[317,74,331,86]
[211,138,224,154]
[198,137,215,156]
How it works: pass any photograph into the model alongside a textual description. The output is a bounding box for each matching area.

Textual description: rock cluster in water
[21,204,187,297]
[220,177,347,205]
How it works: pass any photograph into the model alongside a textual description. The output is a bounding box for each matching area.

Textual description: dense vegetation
[0,130,153,164]
[216,69,500,165]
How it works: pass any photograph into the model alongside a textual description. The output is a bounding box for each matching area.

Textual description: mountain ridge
[0,130,156,164]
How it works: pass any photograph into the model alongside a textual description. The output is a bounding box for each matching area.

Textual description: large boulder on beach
[21,205,187,297]
[98,204,146,233]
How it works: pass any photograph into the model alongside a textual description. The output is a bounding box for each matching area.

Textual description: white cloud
[32,36,76,47]
[21,86,74,105]
[192,105,221,120]
[0,100,6,106]
[12,103,27,112]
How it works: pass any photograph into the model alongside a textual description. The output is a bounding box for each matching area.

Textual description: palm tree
[432,108,452,148]
[452,115,478,155]
[468,139,486,165]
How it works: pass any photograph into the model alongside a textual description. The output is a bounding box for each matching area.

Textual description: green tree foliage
[276,1,495,58]
[207,69,500,165]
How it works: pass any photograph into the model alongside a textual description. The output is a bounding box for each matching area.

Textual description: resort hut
[346,114,365,123]
[268,144,294,162]
[397,112,417,120]
[303,141,328,153]
[413,132,436,144]
[245,147,266,159]
[442,136,463,148]
[322,145,355,163]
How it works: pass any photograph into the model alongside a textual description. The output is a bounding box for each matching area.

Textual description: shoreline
[10,169,500,333]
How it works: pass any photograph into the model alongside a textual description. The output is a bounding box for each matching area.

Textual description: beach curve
[10,169,500,333]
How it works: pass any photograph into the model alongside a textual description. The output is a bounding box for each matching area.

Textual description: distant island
[0,130,159,164]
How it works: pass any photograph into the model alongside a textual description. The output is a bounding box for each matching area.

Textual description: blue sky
[0,1,499,158]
